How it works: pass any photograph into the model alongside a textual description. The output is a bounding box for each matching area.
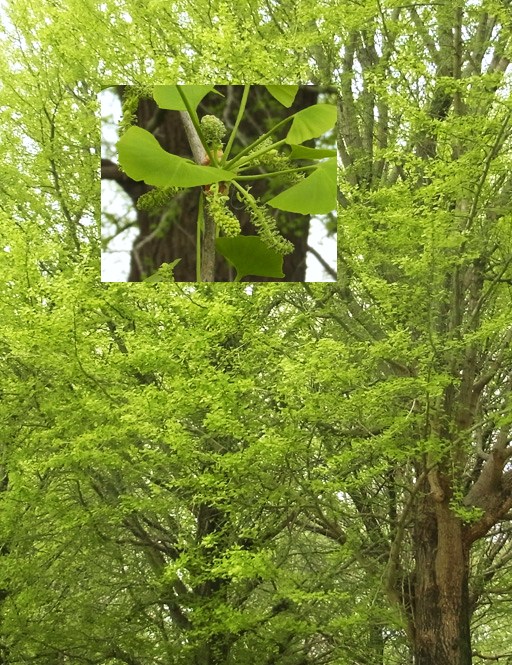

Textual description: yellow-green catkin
[205,183,241,237]
[136,187,180,211]
[243,196,294,255]
[119,84,152,135]
[248,138,304,185]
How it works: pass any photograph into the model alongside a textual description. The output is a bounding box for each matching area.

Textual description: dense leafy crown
[1,0,512,664]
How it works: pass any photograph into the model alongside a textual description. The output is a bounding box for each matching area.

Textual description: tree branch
[101,158,142,200]
[306,244,337,279]
[472,651,512,661]
[179,111,215,281]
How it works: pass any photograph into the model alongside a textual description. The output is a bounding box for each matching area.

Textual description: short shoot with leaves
[114,84,337,281]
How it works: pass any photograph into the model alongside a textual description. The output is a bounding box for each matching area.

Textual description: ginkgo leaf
[153,85,221,111]
[286,104,337,144]
[288,145,337,159]
[117,126,235,188]
[267,158,336,214]
[265,85,299,108]
[216,236,285,280]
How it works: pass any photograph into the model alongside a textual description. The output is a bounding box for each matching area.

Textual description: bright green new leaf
[215,236,285,280]
[153,85,220,111]
[289,145,337,159]
[267,158,336,214]
[265,85,299,107]
[286,104,337,144]
[117,126,235,187]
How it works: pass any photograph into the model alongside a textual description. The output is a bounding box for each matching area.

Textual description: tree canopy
[1,1,512,665]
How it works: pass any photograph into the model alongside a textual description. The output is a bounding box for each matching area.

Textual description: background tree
[0,277,359,665]
[335,1,512,663]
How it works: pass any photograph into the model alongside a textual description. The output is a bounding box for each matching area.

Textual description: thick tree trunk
[412,492,472,665]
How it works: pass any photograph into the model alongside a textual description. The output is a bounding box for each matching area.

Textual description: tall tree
[335,1,512,662]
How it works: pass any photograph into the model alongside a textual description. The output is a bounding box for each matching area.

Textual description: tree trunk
[412,490,472,665]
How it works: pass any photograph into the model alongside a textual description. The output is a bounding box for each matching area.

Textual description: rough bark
[412,483,472,665]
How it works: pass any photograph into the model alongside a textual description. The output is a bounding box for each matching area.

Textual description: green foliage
[2,1,512,664]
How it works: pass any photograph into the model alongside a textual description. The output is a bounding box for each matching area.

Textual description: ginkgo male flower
[205,183,241,237]
[200,115,226,149]
[242,196,294,255]
[136,186,181,211]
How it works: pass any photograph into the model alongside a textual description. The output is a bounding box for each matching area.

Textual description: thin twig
[306,243,337,279]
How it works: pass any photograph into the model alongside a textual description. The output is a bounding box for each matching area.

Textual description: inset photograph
[101,85,337,282]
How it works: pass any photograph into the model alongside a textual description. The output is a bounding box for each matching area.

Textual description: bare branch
[306,244,337,280]
[472,651,512,661]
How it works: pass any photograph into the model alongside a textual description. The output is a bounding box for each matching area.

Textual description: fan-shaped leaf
[153,85,220,111]
[117,127,234,188]
[265,85,299,108]
[286,104,337,144]
[216,236,285,280]
[267,158,336,214]
[289,145,337,159]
